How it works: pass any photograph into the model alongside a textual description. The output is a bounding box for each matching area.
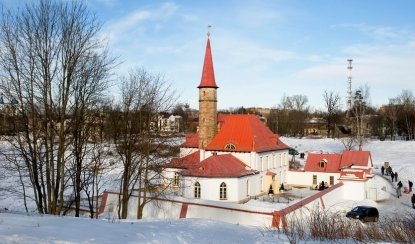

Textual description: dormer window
[225,143,236,150]
[319,159,327,168]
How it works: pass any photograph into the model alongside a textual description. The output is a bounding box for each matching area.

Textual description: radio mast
[346,59,353,117]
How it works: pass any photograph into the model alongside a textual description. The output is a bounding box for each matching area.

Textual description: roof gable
[340,150,372,168]
[206,114,288,152]
[182,133,198,148]
[182,154,257,178]
[165,151,200,169]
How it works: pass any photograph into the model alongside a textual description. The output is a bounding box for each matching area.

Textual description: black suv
[346,206,379,222]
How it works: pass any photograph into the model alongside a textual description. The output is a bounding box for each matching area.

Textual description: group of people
[313,181,328,191]
[381,165,399,182]
[381,165,415,208]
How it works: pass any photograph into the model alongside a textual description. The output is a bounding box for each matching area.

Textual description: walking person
[394,172,398,182]
[412,193,415,209]
[397,181,403,198]
[381,165,385,176]
[391,172,395,182]
[409,180,413,193]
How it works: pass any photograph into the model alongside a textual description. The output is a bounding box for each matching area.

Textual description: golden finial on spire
[207,25,212,37]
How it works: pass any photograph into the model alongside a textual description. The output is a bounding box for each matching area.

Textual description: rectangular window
[312,175,317,185]
[174,172,179,187]
[330,176,334,185]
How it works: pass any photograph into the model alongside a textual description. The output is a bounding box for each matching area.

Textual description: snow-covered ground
[0,213,285,243]
[1,137,415,243]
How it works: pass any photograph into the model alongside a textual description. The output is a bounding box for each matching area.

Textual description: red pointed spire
[198,36,218,88]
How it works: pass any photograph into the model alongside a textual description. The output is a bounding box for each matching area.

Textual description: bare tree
[340,137,357,150]
[382,98,399,140]
[397,90,415,140]
[323,91,341,138]
[108,68,176,219]
[0,0,114,215]
[351,86,370,150]
[278,94,310,137]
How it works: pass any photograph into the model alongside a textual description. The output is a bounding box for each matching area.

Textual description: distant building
[246,107,271,117]
[304,117,327,137]
[157,114,183,133]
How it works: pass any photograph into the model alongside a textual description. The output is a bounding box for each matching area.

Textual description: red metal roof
[304,150,372,173]
[182,154,258,178]
[181,133,198,148]
[206,114,288,152]
[304,153,342,173]
[198,37,218,88]
[164,151,200,169]
[340,150,372,168]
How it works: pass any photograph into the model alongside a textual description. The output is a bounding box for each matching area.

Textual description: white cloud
[102,2,179,43]
[333,23,413,42]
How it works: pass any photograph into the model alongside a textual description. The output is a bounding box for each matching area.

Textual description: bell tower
[198,26,218,149]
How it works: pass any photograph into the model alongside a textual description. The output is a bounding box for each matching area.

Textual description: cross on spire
[207,25,212,37]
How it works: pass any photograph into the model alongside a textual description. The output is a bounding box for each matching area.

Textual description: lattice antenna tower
[346,59,353,117]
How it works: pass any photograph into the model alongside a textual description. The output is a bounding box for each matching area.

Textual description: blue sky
[5,0,415,111]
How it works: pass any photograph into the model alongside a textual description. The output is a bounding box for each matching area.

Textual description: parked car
[288,148,299,155]
[346,206,379,222]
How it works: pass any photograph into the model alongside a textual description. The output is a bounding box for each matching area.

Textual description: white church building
[164,33,290,203]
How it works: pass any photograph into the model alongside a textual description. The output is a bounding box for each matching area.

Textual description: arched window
[194,182,201,199]
[173,172,179,187]
[219,182,227,200]
[224,143,236,150]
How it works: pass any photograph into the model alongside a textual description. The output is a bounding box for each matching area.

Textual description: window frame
[194,182,201,199]
[219,182,227,200]
[173,172,179,187]
[224,143,236,150]
[330,176,334,185]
